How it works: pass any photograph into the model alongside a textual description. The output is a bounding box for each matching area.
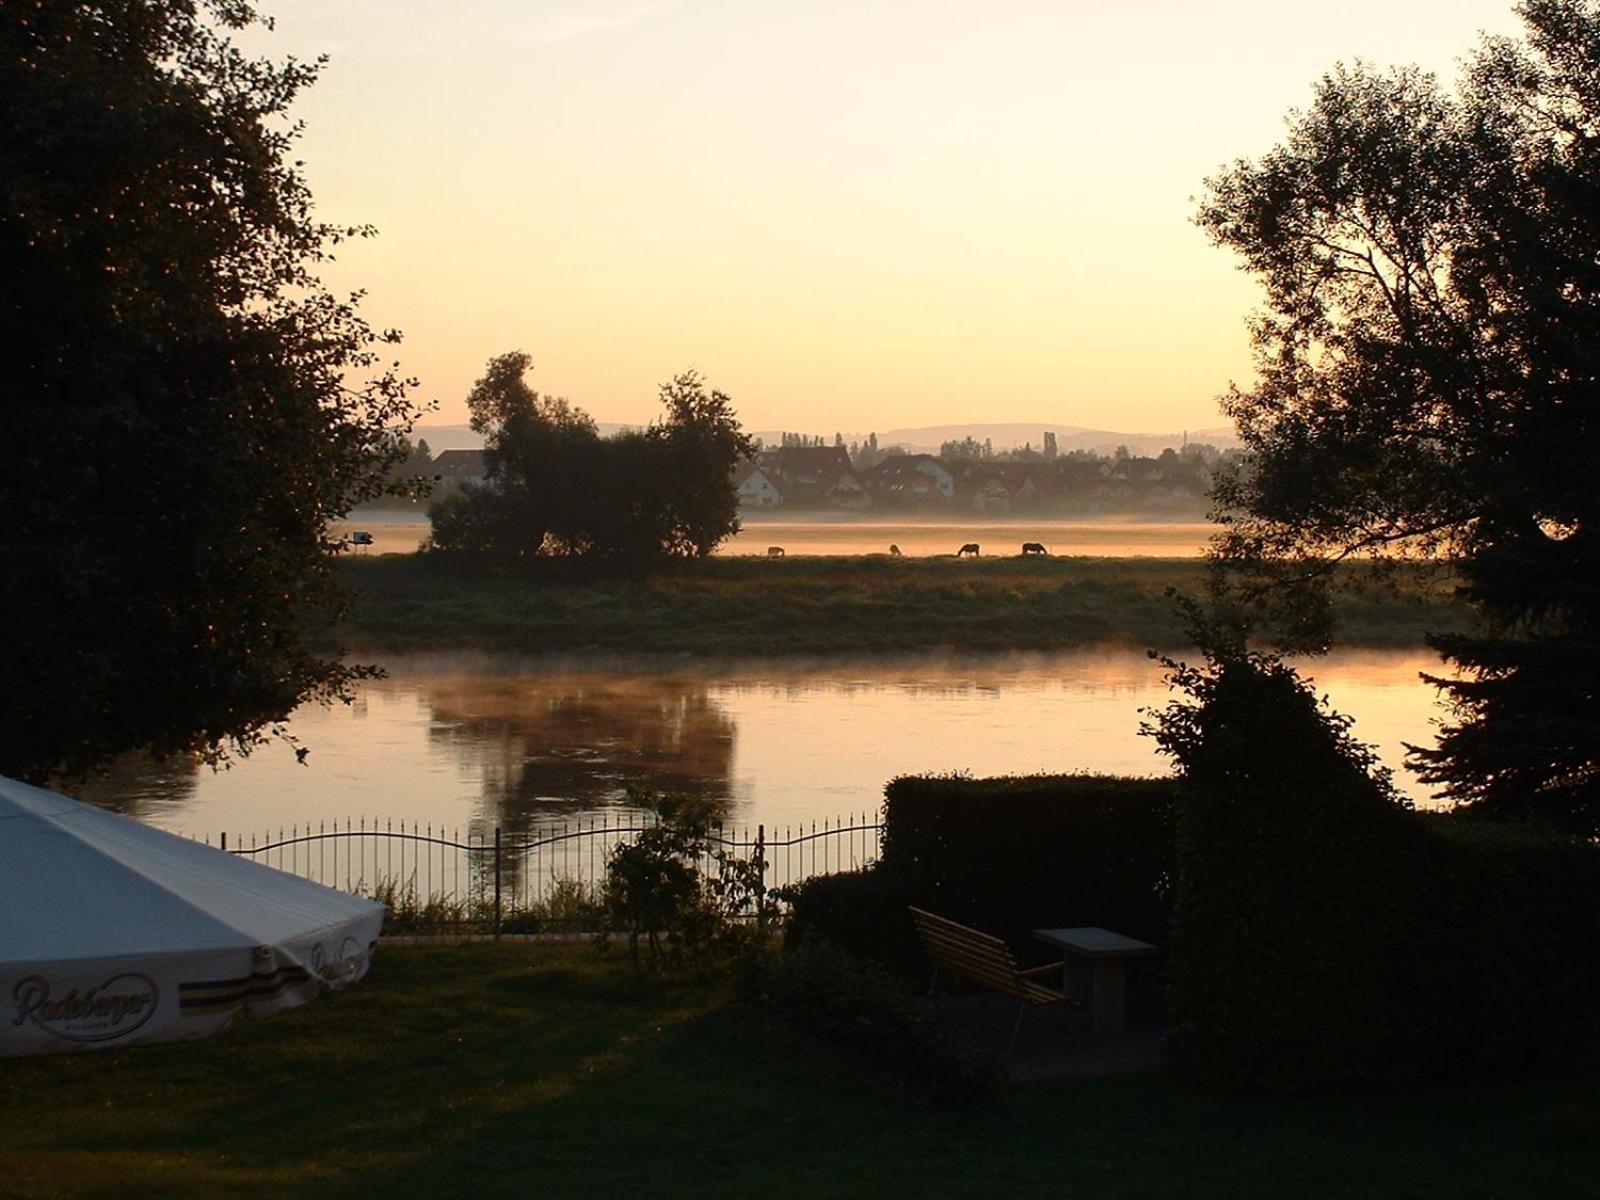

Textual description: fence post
[493,826,503,940]
[221,831,227,853]
[755,824,768,939]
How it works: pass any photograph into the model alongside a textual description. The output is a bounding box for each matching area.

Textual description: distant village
[391,431,1237,516]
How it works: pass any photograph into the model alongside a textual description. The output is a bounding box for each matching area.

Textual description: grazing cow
[956,542,980,557]
[1021,542,1048,556]
[889,544,902,556]
[767,546,785,557]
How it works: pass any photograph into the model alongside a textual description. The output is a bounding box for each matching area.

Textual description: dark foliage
[1199,0,1600,834]
[782,867,923,976]
[881,773,1177,951]
[603,790,776,969]
[0,1,419,780]
[787,774,1176,975]
[1147,635,1600,1093]
[428,355,751,564]
[1413,537,1600,836]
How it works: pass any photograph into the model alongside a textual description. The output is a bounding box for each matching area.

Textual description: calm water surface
[94,649,1448,840]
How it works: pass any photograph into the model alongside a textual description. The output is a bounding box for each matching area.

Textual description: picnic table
[1032,926,1157,1033]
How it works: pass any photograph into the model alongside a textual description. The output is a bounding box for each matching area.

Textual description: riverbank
[331,554,1469,657]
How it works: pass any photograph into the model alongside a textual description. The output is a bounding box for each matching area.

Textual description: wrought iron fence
[206,812,882,932]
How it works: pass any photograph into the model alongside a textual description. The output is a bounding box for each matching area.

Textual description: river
[88,648,1448,843]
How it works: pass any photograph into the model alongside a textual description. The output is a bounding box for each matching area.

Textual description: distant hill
[413,420,1239,457]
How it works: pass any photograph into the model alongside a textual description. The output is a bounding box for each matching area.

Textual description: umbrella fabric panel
[0,774,385,1057]
[0,817,254,962]
[0,776,384,954]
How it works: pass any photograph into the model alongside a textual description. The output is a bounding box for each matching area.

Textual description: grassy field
[330,554,1470,657]
[3,943,1593,1199]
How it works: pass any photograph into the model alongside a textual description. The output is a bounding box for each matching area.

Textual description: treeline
[764,430,1240,478]
[428,353,751,562]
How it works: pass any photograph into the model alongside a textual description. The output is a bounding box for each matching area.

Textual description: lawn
[330,554,1470,657]
[2,943,1593,1199]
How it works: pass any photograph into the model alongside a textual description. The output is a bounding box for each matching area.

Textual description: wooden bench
[909,906,1076,1054]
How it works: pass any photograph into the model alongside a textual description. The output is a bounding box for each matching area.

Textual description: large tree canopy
[1200,0,1600,835]
[1,1,418,781]
[429,355,751,563]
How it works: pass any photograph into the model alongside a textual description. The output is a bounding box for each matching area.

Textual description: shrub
[603,791,777,967]
[782,867,922,976]
[1148,637,1600,1092]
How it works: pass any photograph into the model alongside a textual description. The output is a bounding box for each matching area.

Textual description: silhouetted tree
[849,432,888,472]
[1200,0,1600,835]
[1,1,419,781]
[431,358,749,562]
[650,371,754,556]
[429,351,597,558]
[939,436,991,461]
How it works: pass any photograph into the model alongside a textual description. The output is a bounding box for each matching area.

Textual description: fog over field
[334,514,1218,559]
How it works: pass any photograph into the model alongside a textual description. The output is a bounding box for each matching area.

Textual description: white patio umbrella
[0,774,384,1057]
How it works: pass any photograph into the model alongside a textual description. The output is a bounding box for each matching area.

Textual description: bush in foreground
[1149,638,1600,1093]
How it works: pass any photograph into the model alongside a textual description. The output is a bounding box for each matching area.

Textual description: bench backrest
[908,906,1026,998]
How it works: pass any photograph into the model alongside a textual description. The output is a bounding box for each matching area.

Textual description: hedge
[787,773,1177,972]
[881,773,1177,950]
[1157,648,1600,1093]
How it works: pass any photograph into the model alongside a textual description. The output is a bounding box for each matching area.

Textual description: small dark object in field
[1021,542,1048,556]
[889,544,902,556]
[956,543,980,557]
[767,546,785,557]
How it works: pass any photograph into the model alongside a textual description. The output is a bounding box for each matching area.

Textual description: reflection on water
[422,676,735,831]
[68,752,200,822]
[85,649,1447,839]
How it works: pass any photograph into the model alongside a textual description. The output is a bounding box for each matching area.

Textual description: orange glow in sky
[253,0,1524,432]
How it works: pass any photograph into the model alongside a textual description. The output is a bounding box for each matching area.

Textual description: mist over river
[88,648,1448,841]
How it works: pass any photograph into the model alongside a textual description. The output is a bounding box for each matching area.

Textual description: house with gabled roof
[731,457,783,509]
[990,463,1055,510]
[759,446,868,509]
[946,461,1011,512]
[430,449,488,493]
[865,454,955,507]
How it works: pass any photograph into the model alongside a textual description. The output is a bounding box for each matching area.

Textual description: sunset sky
[256,0,1524,434]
